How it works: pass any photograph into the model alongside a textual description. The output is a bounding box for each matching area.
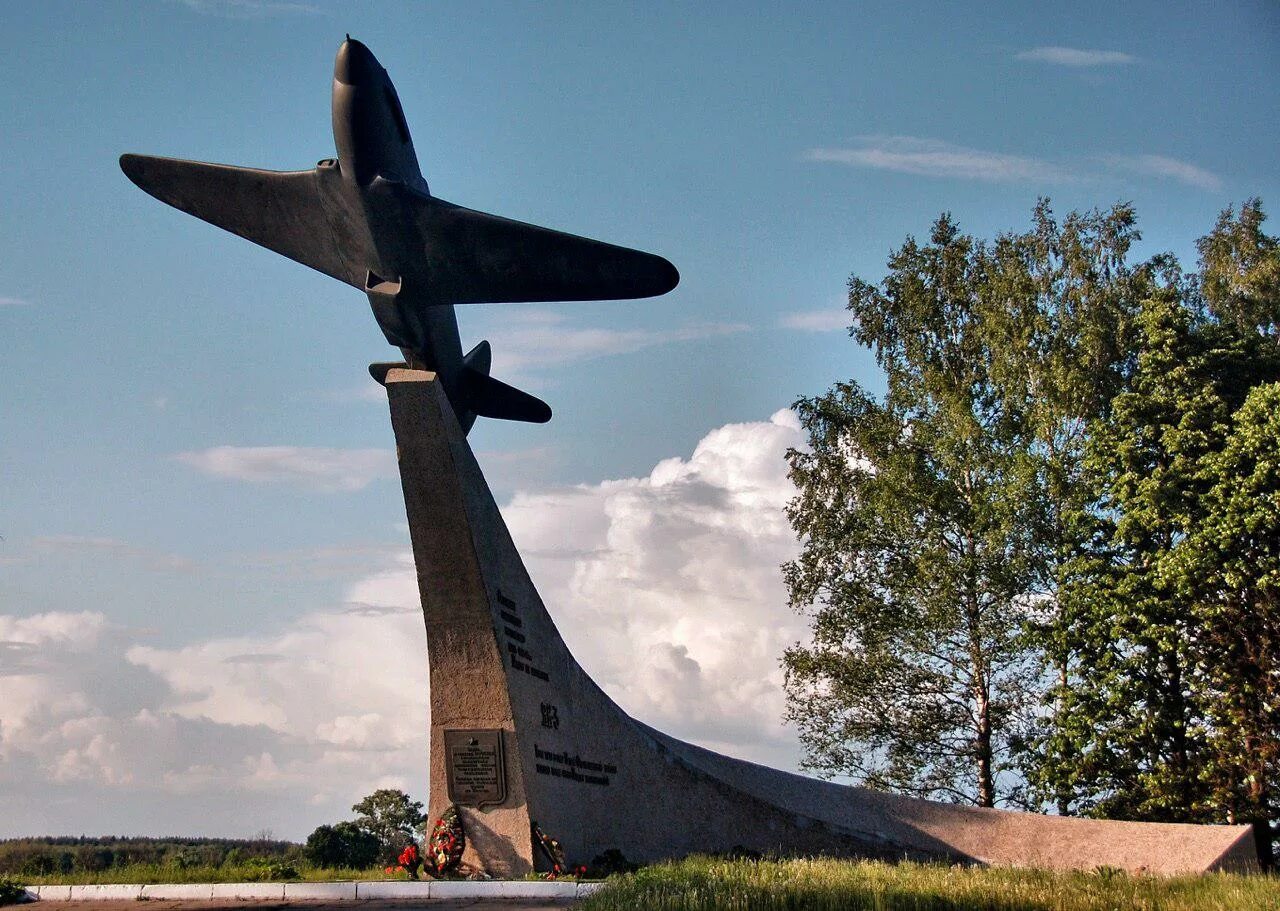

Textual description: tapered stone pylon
[385,368,1260,877]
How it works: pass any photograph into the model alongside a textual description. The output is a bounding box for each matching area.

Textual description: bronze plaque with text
[444,729,507,808]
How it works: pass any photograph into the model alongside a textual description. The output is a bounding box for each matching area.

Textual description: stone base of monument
[384,368,1260,878]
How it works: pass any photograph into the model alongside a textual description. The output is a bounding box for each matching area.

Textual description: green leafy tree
[980,202,1152,814]
[303,822,381,869]
[784,214,1044,806]
[1182,383,1280,864]
[1197,198,1280,339]
[1026,203,1280,856]
[351,789,425,861]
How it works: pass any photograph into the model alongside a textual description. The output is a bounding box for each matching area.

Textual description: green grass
[18,863,390,885]
[578,856,1280,911]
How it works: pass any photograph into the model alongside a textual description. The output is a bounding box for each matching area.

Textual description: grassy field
[14,863,388,885]
[578,857,1280,911]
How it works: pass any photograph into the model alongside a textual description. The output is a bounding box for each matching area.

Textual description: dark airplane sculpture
[121,37,678,433]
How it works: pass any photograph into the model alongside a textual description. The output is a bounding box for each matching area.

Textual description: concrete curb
[22,879,604,900]
[209,883,286,900]
[67,885,144,901]
[139,885,213,900]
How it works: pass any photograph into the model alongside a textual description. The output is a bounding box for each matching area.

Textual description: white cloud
[480,310,750,374]
[1015,46,1137,67]
[806,136,1073,183]
[1103,154,1223,191]
[176,446,395,492]
[780,309,850,333]
[807,137,1223,192]
[0,297,31,307]
[2,410,810,835]
[503,408,808,764]
[0,602,428,835]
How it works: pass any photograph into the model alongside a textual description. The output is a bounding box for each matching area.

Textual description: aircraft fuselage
[331,38,467,397]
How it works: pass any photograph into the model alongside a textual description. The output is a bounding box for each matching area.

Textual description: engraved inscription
[534,743,616,786]
[496,589,550,681]
[540,702,560,730]
[444,729,506,807]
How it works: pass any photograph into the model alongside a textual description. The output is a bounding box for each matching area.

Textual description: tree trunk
[974,686,995,807]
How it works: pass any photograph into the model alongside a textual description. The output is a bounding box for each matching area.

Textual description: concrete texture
[387,369,1260,877]
[32,902,575,911]
[429,882,578,900]
[207,883,286,899]
[28,882,586,903]
[64,885,142,900]
[353,881,431,899]
[282,882,360,900]
[138,885,214,900]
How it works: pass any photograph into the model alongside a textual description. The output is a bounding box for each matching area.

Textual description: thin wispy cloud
[1103,154,1223,191]
[806,136,1073,183]
[482,310,751,374]
[779,309,850,333]
[0,297,31,307]
[172,0,322,17]
[808,136,1222,192]
[28,535,196,572]
[1015,46,1137,67]
[176,446,395,492]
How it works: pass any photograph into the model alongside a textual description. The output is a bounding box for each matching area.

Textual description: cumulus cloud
[0,597,428,836]
[480,310,750,374]
[779,309,850,333]
[503,408,808,763]
[176,446,395,492]
[3,411,809,835]
[1015,46,1136,67]
[806,136,1073,183]
[1103,153,1223,191]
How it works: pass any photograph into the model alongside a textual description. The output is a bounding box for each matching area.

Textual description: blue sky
[2,0,1277,838]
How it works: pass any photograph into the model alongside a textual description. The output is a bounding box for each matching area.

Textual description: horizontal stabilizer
[413,195,679,305]
[119,154,371,290]
[461,368,551,424]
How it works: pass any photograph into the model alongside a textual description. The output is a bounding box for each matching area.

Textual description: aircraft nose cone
[334,37,381,86]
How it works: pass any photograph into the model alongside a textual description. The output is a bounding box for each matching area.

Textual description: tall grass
[579,856,1280,911]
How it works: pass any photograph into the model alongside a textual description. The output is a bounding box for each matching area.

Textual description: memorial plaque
[444,729,507,807]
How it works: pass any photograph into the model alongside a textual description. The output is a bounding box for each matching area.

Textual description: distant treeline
[0,837,297,876]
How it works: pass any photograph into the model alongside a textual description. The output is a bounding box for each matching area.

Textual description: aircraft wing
[119,155,370,290]
[414,197,679,304]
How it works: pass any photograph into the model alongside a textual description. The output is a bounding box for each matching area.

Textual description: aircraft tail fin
[460,342,550,429]
[370,343,548,434]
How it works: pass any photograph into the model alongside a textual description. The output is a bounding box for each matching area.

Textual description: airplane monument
[122,38,1260,876]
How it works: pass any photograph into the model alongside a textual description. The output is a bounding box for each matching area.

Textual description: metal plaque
[444,729,507,808]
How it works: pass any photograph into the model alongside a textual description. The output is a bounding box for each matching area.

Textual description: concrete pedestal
[385,369,1259,876]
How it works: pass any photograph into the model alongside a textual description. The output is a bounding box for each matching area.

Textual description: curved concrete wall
[384,369,1258,877]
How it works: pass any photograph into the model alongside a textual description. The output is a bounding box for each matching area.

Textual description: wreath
[427,805,465,876]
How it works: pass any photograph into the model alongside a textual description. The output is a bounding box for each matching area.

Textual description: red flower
[384,867,394,874]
